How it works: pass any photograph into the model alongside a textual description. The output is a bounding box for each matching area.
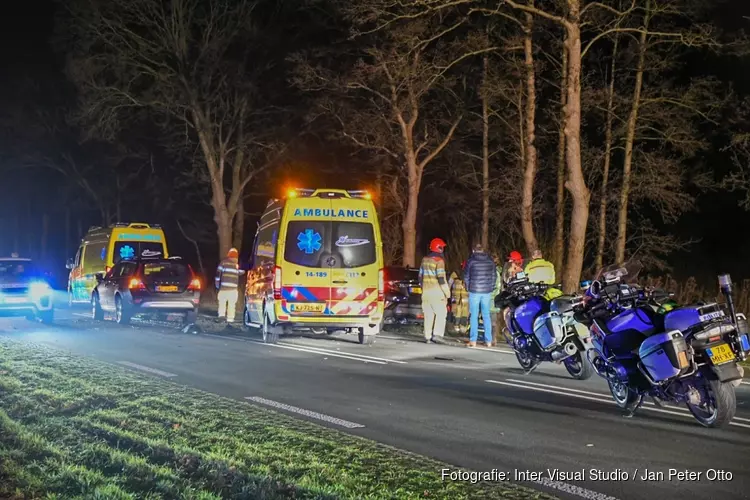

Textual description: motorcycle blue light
[740,334,750,353]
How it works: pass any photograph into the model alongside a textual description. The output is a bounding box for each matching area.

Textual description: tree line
[1,0,749,290]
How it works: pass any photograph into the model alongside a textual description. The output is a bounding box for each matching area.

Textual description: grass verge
[0,338,554,500]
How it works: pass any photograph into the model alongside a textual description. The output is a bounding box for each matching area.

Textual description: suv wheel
[115,296,131,325]
[92,294,104,321]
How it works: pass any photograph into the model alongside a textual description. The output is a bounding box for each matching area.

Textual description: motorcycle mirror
[589,280,602,298]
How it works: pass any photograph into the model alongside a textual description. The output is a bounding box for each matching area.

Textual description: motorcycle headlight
[29,281,52,300]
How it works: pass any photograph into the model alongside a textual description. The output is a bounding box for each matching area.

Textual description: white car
[0,257,54,323]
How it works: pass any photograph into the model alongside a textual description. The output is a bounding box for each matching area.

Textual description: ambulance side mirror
[66,258,75,270]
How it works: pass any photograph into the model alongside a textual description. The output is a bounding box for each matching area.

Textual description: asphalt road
[2,306,750,500]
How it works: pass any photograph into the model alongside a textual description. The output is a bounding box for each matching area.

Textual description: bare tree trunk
[481,54,491,250]
[616,0,650,265]
[595,36,619,271]
[402,156,420,268]
[562,6,591,294]
[233,197,245,252]
[41,214,49,262]
[521,5,539,255]
[553,45,568,273]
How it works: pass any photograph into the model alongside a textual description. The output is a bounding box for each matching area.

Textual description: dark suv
[92,258,201,325]
[383,266,424,324]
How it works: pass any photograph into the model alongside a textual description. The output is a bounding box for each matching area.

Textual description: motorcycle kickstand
[524,362,540,376]
[623,395,645,418]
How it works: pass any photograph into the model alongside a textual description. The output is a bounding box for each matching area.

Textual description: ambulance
[244,188,385,344]
[66,222,169,305]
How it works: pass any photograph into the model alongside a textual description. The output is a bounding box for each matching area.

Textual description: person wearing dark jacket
[464,242,497,347]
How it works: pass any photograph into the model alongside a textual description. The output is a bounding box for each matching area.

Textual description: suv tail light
[273,266,282,300]
[378,268,385,301]
[129,277,146,290]
[188,278,201,291]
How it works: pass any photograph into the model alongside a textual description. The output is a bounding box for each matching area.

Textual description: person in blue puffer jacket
[463,242,498,347]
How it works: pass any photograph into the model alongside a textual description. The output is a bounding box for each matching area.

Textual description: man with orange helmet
[419,238,451,343]
[215,247,245,323]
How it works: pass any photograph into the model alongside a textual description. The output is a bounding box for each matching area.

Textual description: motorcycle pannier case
[638,330,690,381]
[533,311,565,351]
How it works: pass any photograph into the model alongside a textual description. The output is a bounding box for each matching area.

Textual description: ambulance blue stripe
[295,286,319,302]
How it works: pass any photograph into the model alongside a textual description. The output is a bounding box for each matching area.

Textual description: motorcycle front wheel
[564,351,593,380]
[686,374,736,428]
[608,378,640,412]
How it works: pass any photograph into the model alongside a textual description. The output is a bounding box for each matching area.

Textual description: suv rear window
[284,221,376,268]
[142,261,189,278]
[114,241,165,262]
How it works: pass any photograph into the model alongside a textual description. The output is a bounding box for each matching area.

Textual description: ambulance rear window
[283,221,376,269]
[332,222,375,268]
[114,241,165,262]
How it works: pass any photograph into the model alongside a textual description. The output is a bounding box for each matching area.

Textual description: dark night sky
[3,1,750,285]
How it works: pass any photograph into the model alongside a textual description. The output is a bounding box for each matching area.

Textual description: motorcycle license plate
[707,343,735,365]
[410,286,422,294]
[156,285,179,292]
[290,303,325,313]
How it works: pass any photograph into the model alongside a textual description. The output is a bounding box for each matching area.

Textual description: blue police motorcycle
[579,261,750,428]
[497,273,593,380]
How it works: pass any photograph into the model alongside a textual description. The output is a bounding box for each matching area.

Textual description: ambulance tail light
[188,278,201,291]
[378,268,385,302]
[273,266,282,300]
[105,266,112,274]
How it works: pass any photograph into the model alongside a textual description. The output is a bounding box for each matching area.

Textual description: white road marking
[276,341,408,364]
[741,380,750,386]
[73,313,91,318]
[252,340,387,365]
[506,378,750,424]
[117,361,177,378]
[487,379,750,429]
[528,477,618,500]
[201,333,401,365]
[245,396,365,429]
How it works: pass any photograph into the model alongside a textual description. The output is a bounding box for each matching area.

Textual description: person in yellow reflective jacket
[419,238,451,343]
[449,271,469,334]
[524,249,562,300]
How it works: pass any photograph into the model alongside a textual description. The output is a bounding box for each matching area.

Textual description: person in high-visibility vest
[419,238,451,343]
[215,248,245,323]
[449,270,469,334]
[524,249,562,301]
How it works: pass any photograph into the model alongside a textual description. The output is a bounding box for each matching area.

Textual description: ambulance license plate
[290,303,325,313]
[410,287,422,294]
[156,285,179,292]
[707,343,735,365]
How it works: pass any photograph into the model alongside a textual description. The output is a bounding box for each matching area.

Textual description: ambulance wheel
[242,307,252,330]
[262,312,279,344]
[92,294,104,321]
[358,328,375,345]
